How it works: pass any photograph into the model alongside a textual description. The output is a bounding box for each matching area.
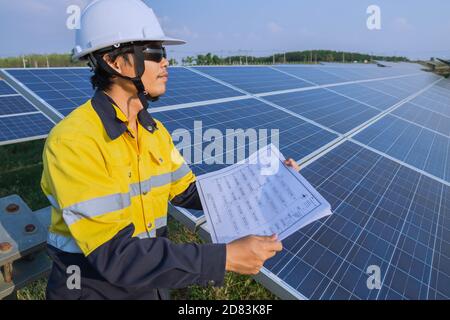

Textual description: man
[41,0,297,300]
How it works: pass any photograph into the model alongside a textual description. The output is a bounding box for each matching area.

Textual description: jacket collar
[91,90,158,140]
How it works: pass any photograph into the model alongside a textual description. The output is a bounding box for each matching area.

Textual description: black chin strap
[91,44,158,131]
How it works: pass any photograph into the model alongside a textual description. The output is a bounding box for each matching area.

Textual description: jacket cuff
[199,243,226,287]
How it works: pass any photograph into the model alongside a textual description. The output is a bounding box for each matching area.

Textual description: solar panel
[291,142,447,299]
[0,113,55,144]
[0,77,56,145]
[263,88,381,134]
[5,68,93,116]
[192,66,312,94]
[0,80,17,95]
[0,95,40,116]
[353,115,449,182]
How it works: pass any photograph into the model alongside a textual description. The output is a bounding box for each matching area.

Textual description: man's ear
[103,53,121,74]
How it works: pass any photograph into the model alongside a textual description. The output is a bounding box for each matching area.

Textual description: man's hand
[225,234,283,275]
[284,158,300,171]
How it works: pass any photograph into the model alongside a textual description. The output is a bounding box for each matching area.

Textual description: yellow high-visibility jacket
[41,91,195,256]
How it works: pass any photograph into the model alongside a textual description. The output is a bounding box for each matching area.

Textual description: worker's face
[105,42,169,98]
[141,53,169,98]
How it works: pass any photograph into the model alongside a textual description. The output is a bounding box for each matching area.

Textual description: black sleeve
[171,181,203,210]
[86,224,226,289]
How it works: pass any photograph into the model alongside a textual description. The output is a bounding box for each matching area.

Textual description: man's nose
[161,57,169,68]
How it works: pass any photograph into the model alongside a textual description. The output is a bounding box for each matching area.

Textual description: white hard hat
[73,0,185,60]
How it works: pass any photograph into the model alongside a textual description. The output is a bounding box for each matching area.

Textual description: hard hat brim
[160,36,187,46]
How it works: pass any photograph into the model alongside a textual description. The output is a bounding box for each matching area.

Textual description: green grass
[0,139,276,300]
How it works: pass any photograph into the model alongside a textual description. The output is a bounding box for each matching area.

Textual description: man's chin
[146,89,165,100]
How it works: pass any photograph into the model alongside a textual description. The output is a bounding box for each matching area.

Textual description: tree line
[182,50,409,65]
[0,50,409,68]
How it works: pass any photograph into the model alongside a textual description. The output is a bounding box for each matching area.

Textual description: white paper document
[196,144,332,244]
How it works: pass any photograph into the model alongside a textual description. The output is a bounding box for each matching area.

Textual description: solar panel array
[264,141,448,299]
[0,79,55,145]
[0,63,449,300]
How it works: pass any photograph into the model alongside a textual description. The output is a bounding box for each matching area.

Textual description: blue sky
[1,0,449,60]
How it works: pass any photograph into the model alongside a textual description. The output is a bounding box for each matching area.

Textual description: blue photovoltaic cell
[154,98,338,175]
[0,95,38,116]
[353,115,450,182]
[263,88,380,134]
[264,141,448,300]
[0,113,54,143]
[150,68,244,108]
[192,66,311,94]
[392,102,450,137]
[6,68,93,116]
[0,80,16,95]
[329,83,401,111]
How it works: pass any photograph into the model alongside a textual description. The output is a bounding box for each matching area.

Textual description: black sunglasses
[142,46,167,62]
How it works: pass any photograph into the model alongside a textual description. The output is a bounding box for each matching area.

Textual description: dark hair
[90,46,132,91]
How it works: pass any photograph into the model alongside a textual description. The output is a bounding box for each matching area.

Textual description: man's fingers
[284,158,300,171]
[264,240,283,252]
